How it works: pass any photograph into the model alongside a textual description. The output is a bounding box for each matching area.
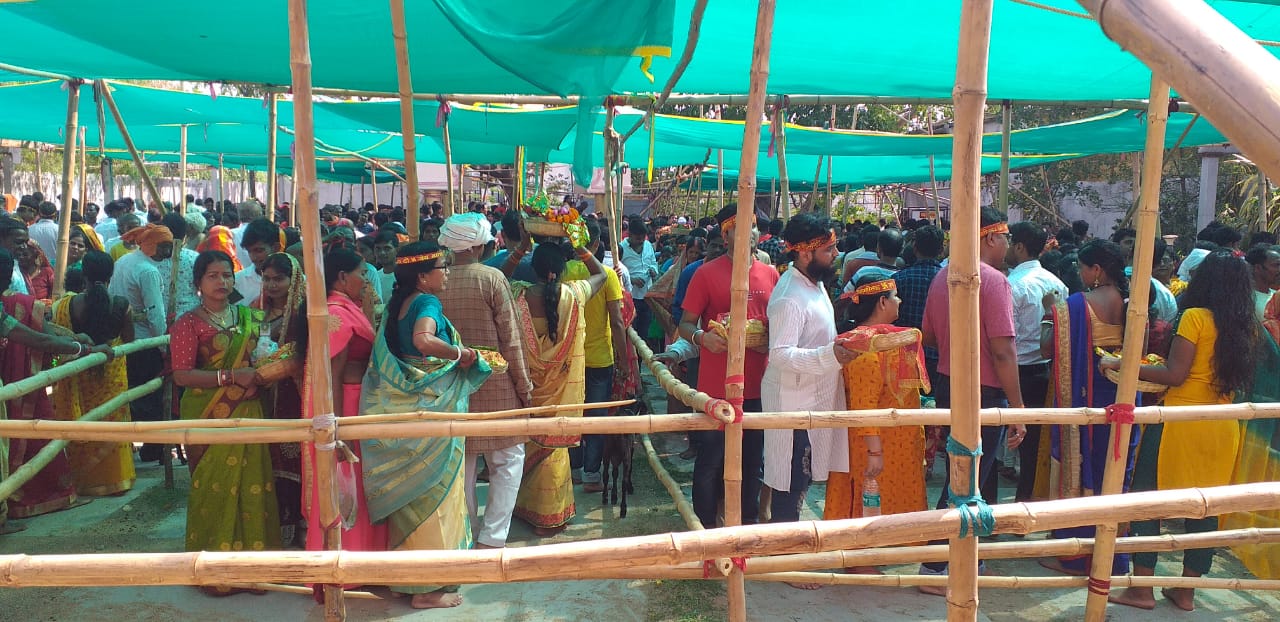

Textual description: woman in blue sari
[1039,240,1141,576]
[359,241,490,609]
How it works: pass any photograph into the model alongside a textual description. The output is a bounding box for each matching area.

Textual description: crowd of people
[0,188,1276,613]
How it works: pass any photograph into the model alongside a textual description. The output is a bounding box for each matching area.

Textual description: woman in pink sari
[302,249,386,577]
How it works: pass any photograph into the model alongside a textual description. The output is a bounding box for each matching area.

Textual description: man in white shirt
[108,223,173,463]
[0,217,31,295]
[761,214,854,534]
[28,202,60,264]
[620,217,659,344]
[231,200,263,271]
[234,218,283,304]
[95,201,125,249]
[1005,222,1068,501]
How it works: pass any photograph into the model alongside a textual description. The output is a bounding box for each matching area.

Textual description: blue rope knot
[945,435,996,538]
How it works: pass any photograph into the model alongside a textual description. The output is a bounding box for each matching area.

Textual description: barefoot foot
[1038,558,1089,577]
[1109,587,1156,610]
[411,591,463,609]
[1162,587,1195,612]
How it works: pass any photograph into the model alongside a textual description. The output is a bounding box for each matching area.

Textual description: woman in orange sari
[51,250,136,496]
[824,276,930,574]
[512,242,609,536]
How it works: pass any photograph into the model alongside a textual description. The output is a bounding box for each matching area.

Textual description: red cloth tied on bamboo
[1105,403,1135,460]
[835,325,931,404]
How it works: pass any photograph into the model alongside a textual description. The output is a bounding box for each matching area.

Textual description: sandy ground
[1,373,1277,621]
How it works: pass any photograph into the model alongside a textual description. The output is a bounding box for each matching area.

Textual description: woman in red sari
[302,249,387,563]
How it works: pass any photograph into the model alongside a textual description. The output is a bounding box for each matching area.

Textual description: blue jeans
[922,377,1008,573]
[769,430,812,523]
[569,365,615,483]
[691,398,764,528]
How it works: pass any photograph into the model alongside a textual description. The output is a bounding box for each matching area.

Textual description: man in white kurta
[761,215,855,525]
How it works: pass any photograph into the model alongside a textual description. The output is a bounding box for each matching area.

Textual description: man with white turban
[438,213,534,549]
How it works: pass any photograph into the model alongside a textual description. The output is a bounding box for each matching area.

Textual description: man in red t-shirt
[678,205,779,528]
[917,206,1027,589]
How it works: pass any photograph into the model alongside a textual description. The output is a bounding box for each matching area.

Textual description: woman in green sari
[359,241,490,609]
[170,250,280,596]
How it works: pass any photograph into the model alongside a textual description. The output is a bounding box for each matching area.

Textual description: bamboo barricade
[627,327,733,423]
[389,0,420,239]
[0,378,163,501]
[0,336,167,405]
[266,94,278,219]
[724,4,776,620]
[97,80,166,216]
[52,78,80,299]
[7,402,1280,444]
[946,2,994,619]
[1,484,1277,588]
[748,573,1280,590]
[1077,0,1280,181]
[620,528,1280,578]
[1083,78,1169,621]
[639,433,732,577]
[226,583,381,600]
[285,1,344,619]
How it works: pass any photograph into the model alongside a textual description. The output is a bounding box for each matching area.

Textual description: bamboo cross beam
[628,328,733,423]
[747,572,1280,591]
[52,79,81,299]
[0,378,163,502]
[0,484,1275,588]
[97,81,166,216]
[0,336,167,405]
[4,402,1280,444]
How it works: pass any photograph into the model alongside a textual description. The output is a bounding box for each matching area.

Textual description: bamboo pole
[370,169,378,209]
[1,484,1276,588]
[389,0,419,239]
[825,105,835,212]
[640,433,732,576]
[97,81,166,216]
[716,149,726,216]
[441,104,456,217]
[726,3,776,620]
[603,109,622,263]
[628,328,733,423]
[52,79,81,299]
[1076,0,1280,180]
[776,110,790,221]
[998,101,1011,214]
[947,2,994,619]
[178,125,188,215]
[0,378,162,501]
[6,401,1280,445]
[285,0,345,619]
[226,583,381,600]
[748,572,1280,590]
[1082,77,1169,622]
[77,127,87,215]
[0,337,166,406]
[216,155,224,208]
[266,94,278,220]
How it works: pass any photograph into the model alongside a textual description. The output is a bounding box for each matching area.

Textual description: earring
[1092,276,1100,288]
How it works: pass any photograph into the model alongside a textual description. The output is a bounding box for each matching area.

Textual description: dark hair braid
[532,244,567,343]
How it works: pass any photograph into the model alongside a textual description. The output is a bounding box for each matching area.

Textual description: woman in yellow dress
[511,242,609,536]
[824,276,929,574]
[51,250,136,496]
[1105,250,1263,612]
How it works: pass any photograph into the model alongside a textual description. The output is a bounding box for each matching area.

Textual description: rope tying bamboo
[945,435,995,538]
[1105,403,1135,459]
[311,413,337,451]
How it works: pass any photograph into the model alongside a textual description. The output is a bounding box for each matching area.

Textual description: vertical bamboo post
[217,155,224,208]
[998,101,1011,214]
[946,1,994,620]
[826,105,835,213]
[266,94,279,221]
[179,125,188,215]
[776,108,791,221]
[286,0,345,619]
[717,149,726,216]
[34,144,42,197]
[603,108,622,262]
[389,0,420,239]
[98,81,166,216]
[1081,78,1168,622]
[726,2,775,621]
[77,127,87,214]
[441,104,456,217]
[370,170,378,209]
[52,79,81,299]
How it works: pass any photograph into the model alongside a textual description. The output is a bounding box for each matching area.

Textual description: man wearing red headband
[678,204,778,528]
[918,207,1027,592]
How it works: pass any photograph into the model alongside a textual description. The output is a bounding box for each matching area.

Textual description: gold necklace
[201,302,233,330]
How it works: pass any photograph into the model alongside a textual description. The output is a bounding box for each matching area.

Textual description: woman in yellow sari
[51,250,135,496]
[170,250,279,597]
[511,242,609,536]
[360,242,491,609]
